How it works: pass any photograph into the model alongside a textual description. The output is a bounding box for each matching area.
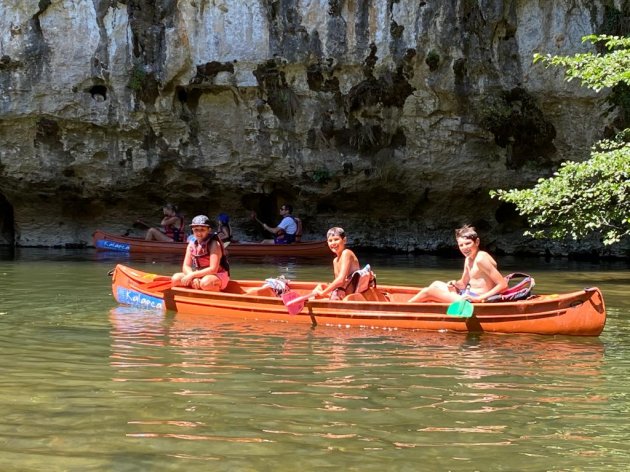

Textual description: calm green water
[0,248,629,471]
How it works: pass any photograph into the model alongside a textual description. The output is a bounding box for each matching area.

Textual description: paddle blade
[446,299,474,318]
[282,291,305,315]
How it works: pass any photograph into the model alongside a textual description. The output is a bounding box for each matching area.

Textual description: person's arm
[218,225,231,241]
[317,252,355,298]
[448,265,470,291]
[263,217,289,235]
[161,215,181,227]
[178,246,196,284]
[467,255,508,302]
[262,222,279,234]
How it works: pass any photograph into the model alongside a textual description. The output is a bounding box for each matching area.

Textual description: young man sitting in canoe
[259,204,300,244]
[408,225,507,303]
[171,215,230,291]
[312,227,363,300]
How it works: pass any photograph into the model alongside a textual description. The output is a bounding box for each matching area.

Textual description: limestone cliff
[0,0,628,256]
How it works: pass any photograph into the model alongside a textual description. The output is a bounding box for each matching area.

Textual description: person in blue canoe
[408,225,507,303]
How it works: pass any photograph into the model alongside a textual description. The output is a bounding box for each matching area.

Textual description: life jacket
[163,214,185,242]
[292,217,302,242]
[274,231,296,244]
[331,264,376,300]
[486,273,535,302]
[189,233,230,274]
[274,216,301,244]
[343,264,376,294]
[218,223,232,242]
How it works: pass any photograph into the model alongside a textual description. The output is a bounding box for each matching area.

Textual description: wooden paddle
[132,219,151,229]
[250,211,265,227]
[446,299,474,318]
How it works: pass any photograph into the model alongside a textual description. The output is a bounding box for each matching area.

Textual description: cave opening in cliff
[0,193,15,246]
[87,85,107,101]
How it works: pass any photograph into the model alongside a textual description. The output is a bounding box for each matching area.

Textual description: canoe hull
[111,264,606,336]
[93,230,331,257]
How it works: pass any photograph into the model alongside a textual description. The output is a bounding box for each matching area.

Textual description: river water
[0,248,628,471]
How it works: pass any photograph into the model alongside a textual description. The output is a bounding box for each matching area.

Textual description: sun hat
[190,215,211,227]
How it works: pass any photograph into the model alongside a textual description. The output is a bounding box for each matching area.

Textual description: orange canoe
[110,264,606,336]
[93,230,331,257]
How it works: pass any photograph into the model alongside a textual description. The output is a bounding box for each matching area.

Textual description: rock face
[0,0,628,256]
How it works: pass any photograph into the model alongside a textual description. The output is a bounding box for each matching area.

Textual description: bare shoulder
[341,248,357,260]
[476,250,498,267]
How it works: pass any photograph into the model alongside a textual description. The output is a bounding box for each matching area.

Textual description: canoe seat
[362,287,389,302]
[223,281,246,294]
[343,293,366,302]
[343,288,389,302]
[387,293,413,303]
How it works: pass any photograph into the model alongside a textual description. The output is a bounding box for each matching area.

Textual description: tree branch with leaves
[491,35,630,245]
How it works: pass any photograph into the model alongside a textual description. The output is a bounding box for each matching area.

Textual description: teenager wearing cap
[171,215,230,291]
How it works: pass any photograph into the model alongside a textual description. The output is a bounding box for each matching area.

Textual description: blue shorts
[458,288,479,297]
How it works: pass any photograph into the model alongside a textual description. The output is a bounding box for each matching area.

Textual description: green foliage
[491,141,630,245]
[425,50,440,71]
[128,64,146,91]
[312,167,331,184]
[494,35,630,245]
[533,35,630,92]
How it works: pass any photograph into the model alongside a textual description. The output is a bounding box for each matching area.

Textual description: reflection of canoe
[93,230,331,257]
[111,264,607,336]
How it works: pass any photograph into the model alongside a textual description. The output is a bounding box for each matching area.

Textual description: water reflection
[108,307,609,467]
[1,248,626,470]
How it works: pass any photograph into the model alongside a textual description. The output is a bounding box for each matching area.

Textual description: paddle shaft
[132,219,151,230]
[250,211,269,230]
[285,291,318,307]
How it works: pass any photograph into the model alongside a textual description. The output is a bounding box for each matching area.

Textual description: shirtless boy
[408,225,507,303]
[313,227,361,300]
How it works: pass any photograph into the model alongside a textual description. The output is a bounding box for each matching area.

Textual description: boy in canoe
[313,227,362,300]
[408,225,507,303]
[171,215,230,291]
